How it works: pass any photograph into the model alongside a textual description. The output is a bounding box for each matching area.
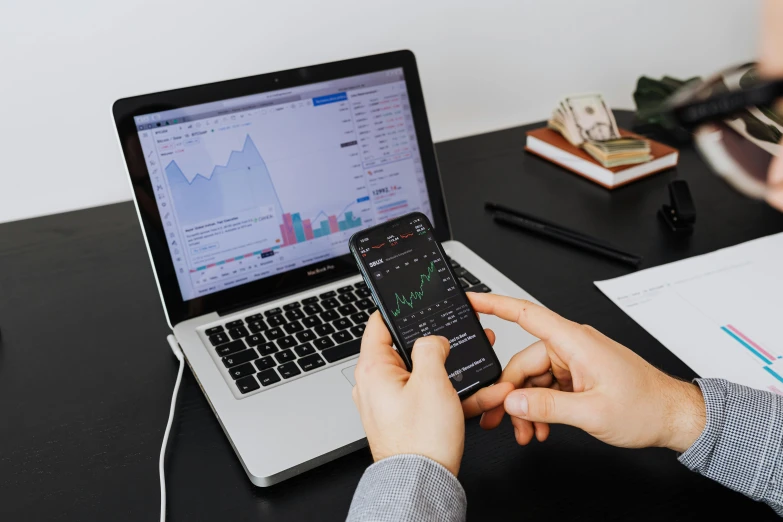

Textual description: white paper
[595,232,783,395]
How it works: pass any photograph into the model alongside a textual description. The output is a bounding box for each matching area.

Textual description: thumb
[504,388,591,428]
[410,336,450,379]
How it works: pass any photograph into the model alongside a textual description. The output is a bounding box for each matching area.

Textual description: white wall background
[0,0,760,224]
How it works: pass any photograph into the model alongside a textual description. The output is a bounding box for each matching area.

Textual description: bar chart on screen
[166,133,372,240]
[279,203,366,246]
[163,130,375,294]
[595,233,783,394]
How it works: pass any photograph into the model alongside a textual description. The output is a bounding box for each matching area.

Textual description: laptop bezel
[113,50,452,326]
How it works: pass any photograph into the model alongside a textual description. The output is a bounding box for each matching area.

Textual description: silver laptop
[112,50,540,486]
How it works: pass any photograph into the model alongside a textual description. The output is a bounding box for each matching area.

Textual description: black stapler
[659,180,695,235]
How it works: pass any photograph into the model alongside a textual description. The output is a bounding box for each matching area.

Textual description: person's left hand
[766,141,783,211]
[759,0,783,212]
[353,312,505,476]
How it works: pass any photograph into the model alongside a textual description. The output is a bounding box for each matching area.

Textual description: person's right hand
[462,293,707,452]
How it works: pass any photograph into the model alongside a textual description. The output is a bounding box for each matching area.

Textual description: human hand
[759,0,783,211]
[353,311,499,475]
[767,153,783,212]
[462,293,706,453]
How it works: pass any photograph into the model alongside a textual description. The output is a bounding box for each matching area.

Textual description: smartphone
[349,212,501,398]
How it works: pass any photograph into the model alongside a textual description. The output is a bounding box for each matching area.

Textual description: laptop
[112,50,540,486]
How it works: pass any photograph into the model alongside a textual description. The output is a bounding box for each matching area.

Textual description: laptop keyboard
[204,256,491,397]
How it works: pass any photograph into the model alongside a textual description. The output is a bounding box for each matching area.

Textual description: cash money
[548,93,651,167]
[583,139,652,167]
[566,94,621,142]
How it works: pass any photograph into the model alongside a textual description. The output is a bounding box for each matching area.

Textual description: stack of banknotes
[548,94,651,167]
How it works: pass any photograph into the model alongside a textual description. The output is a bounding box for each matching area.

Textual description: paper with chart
[595,233,783,394]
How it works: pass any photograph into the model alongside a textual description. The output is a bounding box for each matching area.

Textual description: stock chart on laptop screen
[133,68,434,301]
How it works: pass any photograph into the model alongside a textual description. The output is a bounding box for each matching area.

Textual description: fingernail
[413,336,440,350]
[507,393,528,417]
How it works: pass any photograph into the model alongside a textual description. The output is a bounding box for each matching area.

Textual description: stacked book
[528,94,678,188]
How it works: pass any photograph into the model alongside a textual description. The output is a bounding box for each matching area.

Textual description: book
[525,127,678,189]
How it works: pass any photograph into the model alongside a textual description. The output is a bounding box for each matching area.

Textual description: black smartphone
[349,212,501,398]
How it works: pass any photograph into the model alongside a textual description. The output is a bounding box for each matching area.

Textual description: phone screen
[351,213,500,396]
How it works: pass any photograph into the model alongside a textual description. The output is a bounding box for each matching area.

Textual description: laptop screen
[133,68,434,302]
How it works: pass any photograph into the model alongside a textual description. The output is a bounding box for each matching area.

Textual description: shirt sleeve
[679,378,783,515]
[346,454,467,522]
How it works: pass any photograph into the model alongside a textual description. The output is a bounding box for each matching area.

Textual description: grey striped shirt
[347,378,783,520]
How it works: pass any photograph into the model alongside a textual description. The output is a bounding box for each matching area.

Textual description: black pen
[485,201,619,249]
[490,209,643,267]
[486,201,641,256]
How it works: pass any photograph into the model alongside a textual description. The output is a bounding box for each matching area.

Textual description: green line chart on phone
[390,261,438,317]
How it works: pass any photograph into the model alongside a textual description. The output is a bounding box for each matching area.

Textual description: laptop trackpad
[342,365,357,387]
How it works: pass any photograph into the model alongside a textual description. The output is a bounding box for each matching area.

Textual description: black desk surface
[2,111,783,521]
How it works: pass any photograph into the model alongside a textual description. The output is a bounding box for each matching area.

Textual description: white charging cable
[160,335,185,522]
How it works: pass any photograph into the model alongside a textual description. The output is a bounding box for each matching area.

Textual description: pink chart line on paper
[726,324,777,362]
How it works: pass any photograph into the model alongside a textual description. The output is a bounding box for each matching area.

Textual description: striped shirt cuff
[347,454,467,522]
[679,378,783,514]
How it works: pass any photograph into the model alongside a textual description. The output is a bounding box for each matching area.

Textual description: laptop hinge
[215,272,361,317]
[216,296,278,317]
